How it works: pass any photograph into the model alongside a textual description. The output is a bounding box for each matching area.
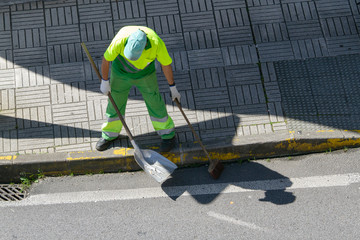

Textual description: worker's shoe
[160,137,176,152]
[96,137,116,151]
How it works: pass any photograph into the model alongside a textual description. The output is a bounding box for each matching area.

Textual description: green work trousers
[101,56,175,141]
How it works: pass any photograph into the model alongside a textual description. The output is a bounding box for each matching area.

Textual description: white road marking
[207,211,269,232]
[1,173,359,207]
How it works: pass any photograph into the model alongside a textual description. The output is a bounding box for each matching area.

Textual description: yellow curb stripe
[125,158,135,170]
[344,130,360,133]
[113,148,132,156]
[0,155,16,160]
[275,138,360,152]
[64,138,360,164]
[160,152,183,164]
[67,156,107,161]
[193,152,241,162]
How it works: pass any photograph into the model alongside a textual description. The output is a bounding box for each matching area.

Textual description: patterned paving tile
[181,11,216,32]
[14,66,50,87]
[233,104,270,126]
[157,70,192,92]
[44,4,78,26]
[184,30,219,50]
[222,45,258,65]
[291,38,329,59]
[112,0,146,19]
[16,106,52,129]
[218,26,253,46]
[47,24,81,45]
[321,16,358,37]
[0,129,17,153]
[229,84,266,106]
[253,23,289,43]
[327,35,360,56]
[147,15,182,34]
[18,127,54,151]
[0,110,16,131]
[159,33,185,51]
[78,2,112,23]
[315,0,352,18]
[52,102,88,125]
[54,122,91,147]
[0,89,15,111]
[287,20,323,40]
[190,67,227,89]
[0,69,15,89]
[13,47,48,67]
[257,41,294,62]
[0,7,11,31]
[213,0,246,10]
[215,8,250,27]
[12,28,46,49]
[193,87,230,109]
[145,0,179,16]
[48,43,83,64]
[225,64,261,86]
[282,1,318,21]
[15,85,51,108]
[2,0,360,155]
[11,9,44,30]
[188,48,224,69]
[49,62,85,84]
[0,31,11,50]
[248,4,284,24]
[80,21,114,42]
[0,50,14,69]
[179,0,212,13]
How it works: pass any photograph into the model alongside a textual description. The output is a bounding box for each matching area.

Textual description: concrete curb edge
[1,130,360,183]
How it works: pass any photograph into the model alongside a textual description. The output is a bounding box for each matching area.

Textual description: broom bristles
[209,161,224,179]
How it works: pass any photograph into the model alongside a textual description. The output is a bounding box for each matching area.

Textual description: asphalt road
[1,148,360,240]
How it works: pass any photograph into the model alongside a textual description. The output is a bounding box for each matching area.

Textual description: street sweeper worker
[96,26,181,152]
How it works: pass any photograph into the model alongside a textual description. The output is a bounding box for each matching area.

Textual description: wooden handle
[81,42,134,141]
[81,43,102,81]
[174,99,212,161]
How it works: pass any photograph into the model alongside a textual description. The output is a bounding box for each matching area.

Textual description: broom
[174,99,224,179]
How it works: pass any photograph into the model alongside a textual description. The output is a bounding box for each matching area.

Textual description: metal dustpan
[131,140,177,183]
[81,43,177,183]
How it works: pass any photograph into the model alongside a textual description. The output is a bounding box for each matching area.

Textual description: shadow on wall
[0,113,241,152]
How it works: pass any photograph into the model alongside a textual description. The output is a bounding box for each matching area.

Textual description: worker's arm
[161,64,174,85]
[162,64,181,102]
[101,57,110,80]
[100,57,111,95]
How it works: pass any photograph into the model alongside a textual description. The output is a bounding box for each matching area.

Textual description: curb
[1,130,360,183]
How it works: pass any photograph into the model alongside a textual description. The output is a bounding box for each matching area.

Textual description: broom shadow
[161,161,296,205]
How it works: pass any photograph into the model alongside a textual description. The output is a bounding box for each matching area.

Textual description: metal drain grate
[0,184,27,201]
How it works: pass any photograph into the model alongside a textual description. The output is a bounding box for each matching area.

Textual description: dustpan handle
[81,43,134,142]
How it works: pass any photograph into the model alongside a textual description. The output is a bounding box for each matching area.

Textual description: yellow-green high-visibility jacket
[104,26,173,70]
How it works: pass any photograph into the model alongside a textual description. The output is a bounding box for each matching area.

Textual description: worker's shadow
[161,161,296,205]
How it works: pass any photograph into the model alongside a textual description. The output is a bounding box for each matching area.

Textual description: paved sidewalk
[1,0,360,182]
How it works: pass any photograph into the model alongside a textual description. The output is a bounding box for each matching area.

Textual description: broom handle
[174,99,211,161]
[81,43,134,142]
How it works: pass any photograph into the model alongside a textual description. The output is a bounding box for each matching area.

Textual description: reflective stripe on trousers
[151,115,175,139]
[101,119,122,140]
[101,115,175,140]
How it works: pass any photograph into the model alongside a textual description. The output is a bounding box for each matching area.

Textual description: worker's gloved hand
[100,79,111,95]
[169,84,181,102]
